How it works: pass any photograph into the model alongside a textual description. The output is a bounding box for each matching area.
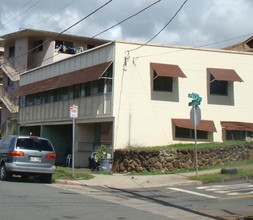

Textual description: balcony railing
[0,57,20,81]
[0,86,19,113]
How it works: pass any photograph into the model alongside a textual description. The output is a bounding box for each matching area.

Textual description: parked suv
[0,135,56,183]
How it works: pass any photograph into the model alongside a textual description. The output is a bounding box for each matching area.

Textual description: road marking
[197,183,253,196]
[168,187,219,199]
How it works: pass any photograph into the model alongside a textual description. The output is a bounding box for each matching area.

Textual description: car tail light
[10,151,25,157]
[46,153,56,159]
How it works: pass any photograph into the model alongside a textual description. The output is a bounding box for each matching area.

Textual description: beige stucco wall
[112,42,253,148]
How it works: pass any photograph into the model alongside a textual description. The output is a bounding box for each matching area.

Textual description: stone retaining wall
[112,144,253,173]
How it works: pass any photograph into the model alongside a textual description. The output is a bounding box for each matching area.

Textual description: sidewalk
[55,169,221,189]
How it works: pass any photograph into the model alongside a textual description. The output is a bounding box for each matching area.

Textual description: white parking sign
[70,105,78,118]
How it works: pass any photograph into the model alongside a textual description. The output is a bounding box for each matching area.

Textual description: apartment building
[0,29,108,136]
[13,39,253,166]
[1,29,253,167]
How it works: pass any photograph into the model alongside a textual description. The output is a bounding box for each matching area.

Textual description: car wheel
[0,164,10,181]
[40,174,52,183]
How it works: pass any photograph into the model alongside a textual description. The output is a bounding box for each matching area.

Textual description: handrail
[0,86,19,113]
[0,57,20,81]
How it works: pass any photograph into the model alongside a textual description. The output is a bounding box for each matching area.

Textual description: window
[19,96,26,108]
[53,90,59,102]
[55,40,74,52]
[26,95,34,106]
[210,75,228,95]
[92,80,104,95]
[175,127,208,139]
[69,86,74,99]
[153,71,173,92]
[226,130,246,141]
[9,46,15,58]
[73,84,81,99]
[17,138,53,151]
[81,83,91,97]
[103,65,113,93]
[60,87,69,101]
[34,94,41,105]
[33,40,43,53]
[45,91,54,103]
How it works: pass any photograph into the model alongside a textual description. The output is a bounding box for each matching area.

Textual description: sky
[0,0,253,49]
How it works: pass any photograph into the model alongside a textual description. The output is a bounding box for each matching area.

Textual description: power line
[17,0,162,70]
[91,0,161,39]
[133,32,253,60]
[3,0,41,27]
[1,0,34,22]
[30,0,78,29]
[128,0,189,53]
[0,0,112,67]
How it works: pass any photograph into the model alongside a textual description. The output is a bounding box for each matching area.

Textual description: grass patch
[53,167,94,181]
[190,168,253,183]
[129,160,253,180]
[128,141,247,151]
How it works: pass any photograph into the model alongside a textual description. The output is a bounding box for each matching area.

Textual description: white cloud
[0,0,253,48]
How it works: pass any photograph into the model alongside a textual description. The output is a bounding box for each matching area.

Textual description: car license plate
[30,156,41,162]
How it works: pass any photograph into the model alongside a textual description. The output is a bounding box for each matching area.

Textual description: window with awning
[15,61,112,96]
[150,62,186,93]
[207,68,243,82]
[207,68,243,96]
[172,119,217,132]
[151,63,186,78]
[221,121,253,132]
[172,118,216,140]
[221,121,253,141]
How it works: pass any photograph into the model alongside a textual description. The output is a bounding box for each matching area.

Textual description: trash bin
[99,159,113,172]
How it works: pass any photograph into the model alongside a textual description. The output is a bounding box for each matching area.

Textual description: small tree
[96,145,109,164]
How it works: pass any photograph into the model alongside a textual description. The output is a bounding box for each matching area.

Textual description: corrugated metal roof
[15,61,112,96]
[207,68,243,82]
[172,119,217,132]
[151,62,186,78]
[221,121,253,132]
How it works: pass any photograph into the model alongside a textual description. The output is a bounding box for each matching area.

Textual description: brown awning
[15,61,112,96]
[172,119,217,132]
[221,121,253,132]
[151,62,186,78]
[207,68,243,82]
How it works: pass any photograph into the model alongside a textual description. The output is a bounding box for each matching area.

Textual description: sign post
[188,93,202,177]
[70,104,78,177]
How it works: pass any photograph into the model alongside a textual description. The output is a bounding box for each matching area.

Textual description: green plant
[127,141,248,151]
[96,145,109,164]
[52,167,94,180]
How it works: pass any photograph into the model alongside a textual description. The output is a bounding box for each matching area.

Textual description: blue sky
[0,0,252,48]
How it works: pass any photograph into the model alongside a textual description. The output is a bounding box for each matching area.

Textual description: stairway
[0,57,20,81]
[0,86,19,113]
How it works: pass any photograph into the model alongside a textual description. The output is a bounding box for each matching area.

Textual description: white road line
[168,187,219,199]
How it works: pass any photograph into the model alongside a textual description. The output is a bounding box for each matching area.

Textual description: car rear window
[16,138,53,151]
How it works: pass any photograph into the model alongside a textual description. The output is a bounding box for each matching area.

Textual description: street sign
[188,95,202,177]
[188,92,202,105]
[70,105,78,118]
[190,105,201,127]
